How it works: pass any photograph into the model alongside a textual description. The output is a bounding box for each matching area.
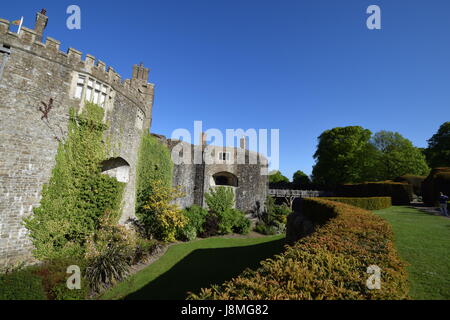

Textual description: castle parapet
[0,11,154,116]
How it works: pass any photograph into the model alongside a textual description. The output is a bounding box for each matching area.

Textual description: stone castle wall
[0,13,154,266]
[155,136,268,215]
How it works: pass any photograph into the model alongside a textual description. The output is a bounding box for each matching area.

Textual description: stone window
[0,45,11,82]
[135,108,145,130]
[86,79,94,101]
[73,73,115,109]
[74,75,85,99]
[213,172,238,187]
[219,152,231,161]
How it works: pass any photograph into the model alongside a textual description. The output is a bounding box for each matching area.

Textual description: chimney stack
[34,9,48,42]
[240,137,247,150]
[201,132,207,147]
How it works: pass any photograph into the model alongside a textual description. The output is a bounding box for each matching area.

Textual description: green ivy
[136,133,174,219]
[24,103,125,260]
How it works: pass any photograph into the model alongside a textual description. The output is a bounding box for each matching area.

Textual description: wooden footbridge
[268,189,327,209]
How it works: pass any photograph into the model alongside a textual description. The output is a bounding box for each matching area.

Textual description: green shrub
[205,187,235,214]
[178,205,209,241]
[254,222,277,236]
[138,180,187,242]
[133,238,161,264]
[232,212,251,235]
[85,245,131,294]
[204,187,250,235]
[0,268,46,300]
[255,197,291,236]
[321,197,392,210]
[24,103,125,260]
[84,214,136,293]
[337,181,413,205]
[422,168,450,206]
[199,214,220,238]
[189,199,409,300]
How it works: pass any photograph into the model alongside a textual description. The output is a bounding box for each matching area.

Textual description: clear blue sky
[3,1,450,179]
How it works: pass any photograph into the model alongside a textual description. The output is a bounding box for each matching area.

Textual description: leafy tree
[268,171,290,184]
[370,131,430,180]
[312,126,377,188]
[292,170,311,188]
[425,122,450,168]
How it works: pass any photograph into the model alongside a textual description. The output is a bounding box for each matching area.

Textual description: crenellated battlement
[0,14,154,115]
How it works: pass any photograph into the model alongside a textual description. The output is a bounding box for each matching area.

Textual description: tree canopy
[370,131,430,180]
[312,126,377,187]
[268,171,290,184]
[425,122,450,168]
[292,170,311,188]
[312,127,429,188]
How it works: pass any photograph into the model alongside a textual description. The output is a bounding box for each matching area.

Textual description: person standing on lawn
[439,192,449,217]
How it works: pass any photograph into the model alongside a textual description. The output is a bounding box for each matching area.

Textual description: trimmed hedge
[422,168,450,206]
[321,197,392,211]
[337,182,413,205]
[188,199,409,300]
[394,175,426,196]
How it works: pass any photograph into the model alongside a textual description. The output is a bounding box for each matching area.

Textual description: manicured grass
[101,235,285,300]
[375,206,450,300]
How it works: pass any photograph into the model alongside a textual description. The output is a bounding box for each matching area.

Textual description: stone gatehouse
[154,134,269,216]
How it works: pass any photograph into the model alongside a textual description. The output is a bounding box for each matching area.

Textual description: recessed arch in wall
[101,157,130,183]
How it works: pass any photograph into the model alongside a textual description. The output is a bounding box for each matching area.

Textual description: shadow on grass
[125,238,286,300]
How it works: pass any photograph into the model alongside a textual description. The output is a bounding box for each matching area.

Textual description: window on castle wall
[135,109,144,130]
[74,75,85,99]
[93,90,100,104]
[219,152,231,161]
[86,79,94,101]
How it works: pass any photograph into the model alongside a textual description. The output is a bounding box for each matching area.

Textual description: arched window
[212,172,238,187]
[101,157,130,183]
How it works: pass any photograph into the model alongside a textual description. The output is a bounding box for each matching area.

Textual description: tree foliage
[312,127,430,188]
[292,170,311,188]
[312,126,377,187]
[268,171,290,184]
[370,131,430,180]
[425,122,450,168]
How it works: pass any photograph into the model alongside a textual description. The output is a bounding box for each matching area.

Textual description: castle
[0,10,268,267]
[0,10,154,266]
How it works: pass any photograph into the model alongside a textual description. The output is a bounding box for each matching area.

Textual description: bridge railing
[268,189,325,198]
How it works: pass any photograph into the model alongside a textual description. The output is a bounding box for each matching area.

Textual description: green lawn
[101,235,285,300]
[375,206,450,300]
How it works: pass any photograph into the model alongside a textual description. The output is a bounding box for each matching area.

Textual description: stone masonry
[0,11,154,267]
[154,134,269,215]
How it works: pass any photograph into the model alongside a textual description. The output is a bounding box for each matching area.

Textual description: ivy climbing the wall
[135,133,175,238]
[136,134,173,213]
[24,103,125,260]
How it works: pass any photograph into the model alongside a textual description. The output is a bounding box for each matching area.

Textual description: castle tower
[132,63,149,84]
[34,9,48,42]
[130,63,154,131]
